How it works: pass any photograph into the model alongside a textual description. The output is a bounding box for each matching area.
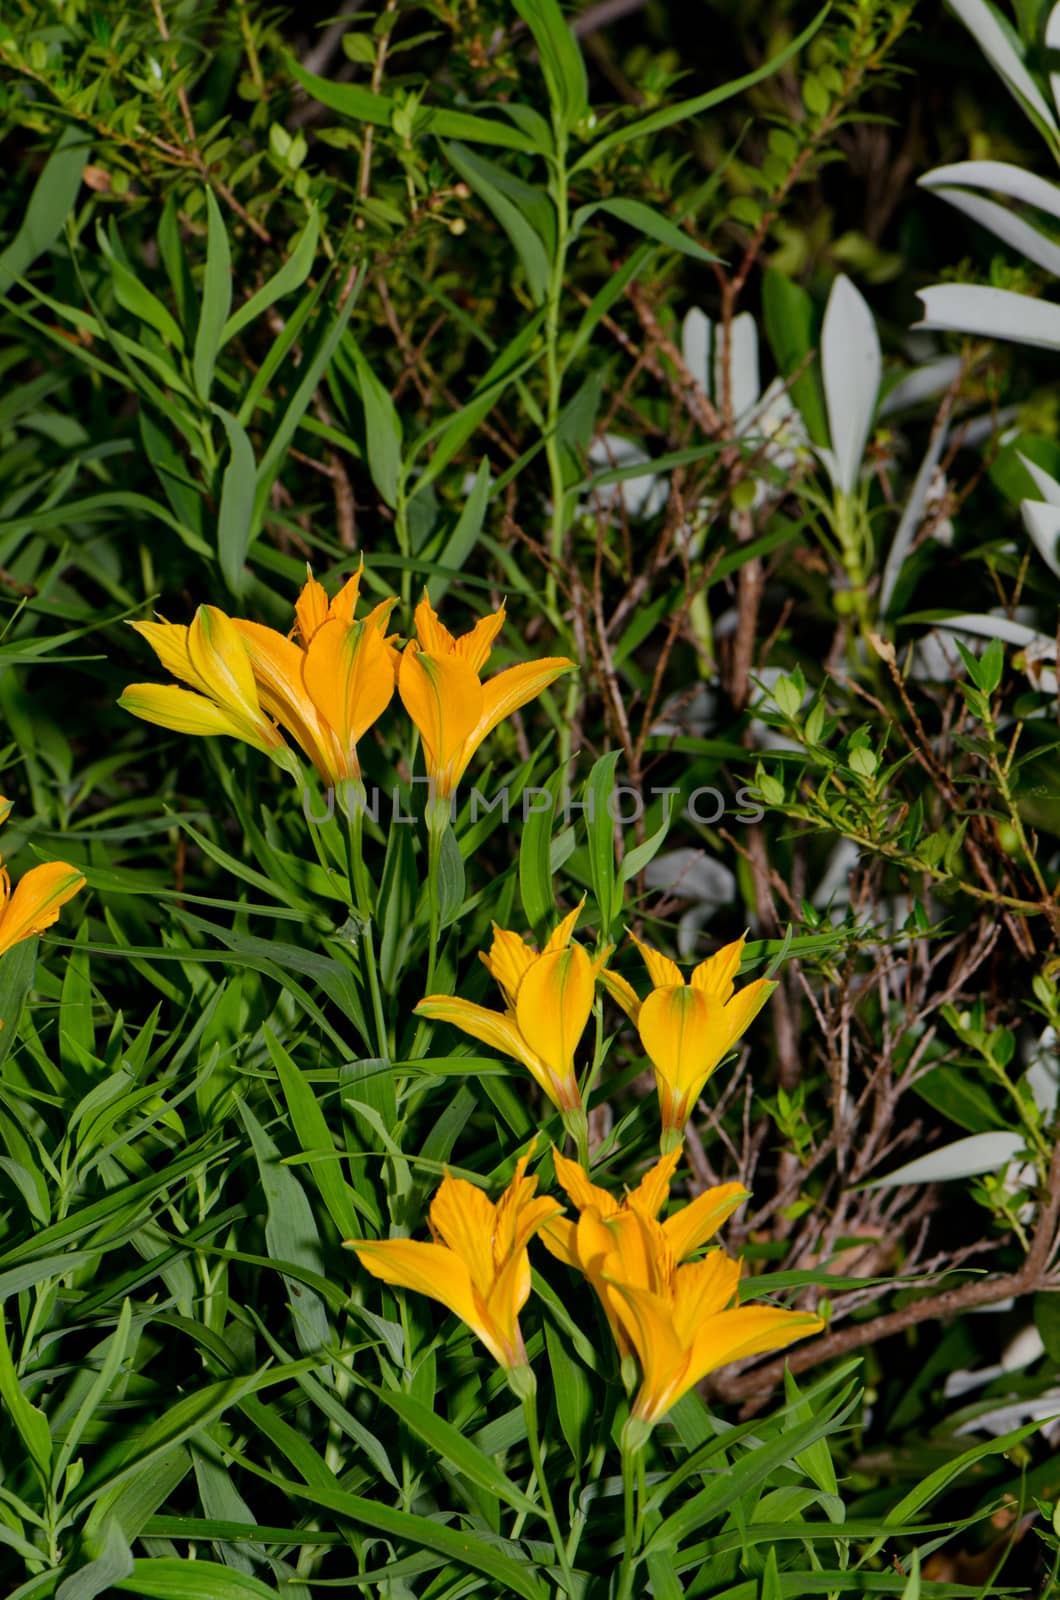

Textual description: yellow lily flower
[600,933,775,1148]
[600,1221,824,1432]
[349,1152,562,1381]
[233,562,400,787]
[119,604,291,763]
[414,902,606,1117]
[397,591,574,806]
[540,1146,748,1358]
[0,804,85,960]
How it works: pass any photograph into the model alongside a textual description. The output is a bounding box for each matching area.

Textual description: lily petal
[128,618,210,695]
[722,977,775,1049]
[461,658,575,787]
[118,683,273,748]
[630,932,683,990]
[662,1182,749,1262]
[690,934,747,1002]
[232,619,338,779]
[545,897,586,954]
[413,995,557,1099]
[0,861,85,958]
[413,591,459,657]
[639,985,723,1098]
[481,926,537,1007]
[515,946,593,1109]
[597,967,641,1024]
[429,1172,498,1297]
[398,646,483,794]
[456,607,507,672]
[551,1146,620,1219]
[351,1238,510,1365]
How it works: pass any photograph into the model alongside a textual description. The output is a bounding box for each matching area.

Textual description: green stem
[342,783,389,1062]
[523,1388,577,1598]
[616,1442,638,1600]
[542,139,575,779]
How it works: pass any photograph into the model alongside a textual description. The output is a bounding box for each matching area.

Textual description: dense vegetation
[0,0,1059,1594]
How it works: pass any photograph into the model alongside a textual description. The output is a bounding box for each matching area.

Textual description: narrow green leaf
[115,1558,279,1598]
[0,125,91,295]
[586,751,621,938]
[373,1388,538,1515]
[222,207,321,344]
[427,458,491,606]
[544,1321,593,1467]
[193,190,232,400]
[513,0,588,130]
[620,790,676,884]
[253,281,355,523]
[257,1471,548,1598]
[56,1519,134,1600]
[55,1299,134,1486]
[348,337,403,507]
[573,8,828,172]
[573,199,718,262]
[264,1027,361,1241]
[286,58,538,152]
[761,268,829,446]
[0,1309,51,1490]
[519,767,567,934]
[238,1101,332,1356]
[445,143,551,303]
[213,407,257,596]
[0,937,38,1067]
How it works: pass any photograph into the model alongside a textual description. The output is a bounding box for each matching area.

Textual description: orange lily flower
[0,801,85,960]
[349,1152,562,1385]
[397,591,574,809]
[414,902,606,1120]
[233,562,399,788]
[540,1146,748,1358]
[119,604,295,767]
[600,933,775,1149]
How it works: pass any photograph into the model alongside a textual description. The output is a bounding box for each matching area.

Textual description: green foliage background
[0,0,1058,1594]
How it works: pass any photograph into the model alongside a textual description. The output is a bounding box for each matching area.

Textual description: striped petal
[638,985,724,1096]
[128,618,210,695]
[457,658,574,788]
[413,995,557,1101]
[722,977,775,1050]
[187,605,262,725]
[662,1182,749,1262]
[232,619,339,780]
[626,1148,682,1220]
[515,946,593,1109]
[545,897,586,954]
[302,615,397,769]
[398,646,483,796]
[429,1172,498,1297]
[682,1305,823,1394]
[351,1238,509,1365]
[455,607,506,672]
[480,926,536,1006]
[630,932,683,991]
[118,683,273,749]
[551,1146,620,1219]
[413,591,458,656]
[294,567,333,644]
[671,1250,742,1339]
[690,934,747,1002]
[597,967,641,1024]
[0,861,85,958]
